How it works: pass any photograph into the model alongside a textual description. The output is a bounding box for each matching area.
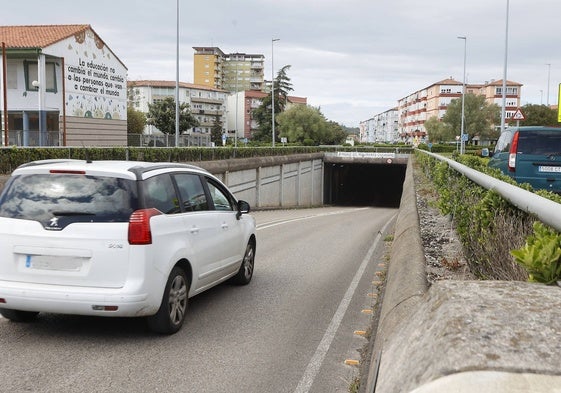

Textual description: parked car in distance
[0,159,256,334]
[488,126,561,194]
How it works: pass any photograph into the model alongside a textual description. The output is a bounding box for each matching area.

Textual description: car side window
[206,179,234,211]
[174,173,209,212]
[495,131,513,153]
[143,174,180,214]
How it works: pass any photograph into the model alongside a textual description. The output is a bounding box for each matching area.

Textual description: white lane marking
[256,208,370,231]
[292,214,396,393]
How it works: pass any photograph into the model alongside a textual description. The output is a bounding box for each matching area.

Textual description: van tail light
[128,208,161,245]
[508,131,519,172]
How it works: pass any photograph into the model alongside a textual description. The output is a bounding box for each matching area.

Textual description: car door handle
[190,226,199,234]
[221,223,229,230]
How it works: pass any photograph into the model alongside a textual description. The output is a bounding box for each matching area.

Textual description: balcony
[199,110,224,116]
[190,96,223,104]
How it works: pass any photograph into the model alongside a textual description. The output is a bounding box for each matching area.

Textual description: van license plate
[538,166,561,173]
[26,255,83,271]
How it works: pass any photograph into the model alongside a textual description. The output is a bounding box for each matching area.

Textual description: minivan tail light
[128,208,161,245]
[508,131,519,172]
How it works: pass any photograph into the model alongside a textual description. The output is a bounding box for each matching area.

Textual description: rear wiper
[51,211,96,216]
[546,152,561,158]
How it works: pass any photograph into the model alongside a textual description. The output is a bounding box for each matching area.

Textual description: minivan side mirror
[236,200,251,220]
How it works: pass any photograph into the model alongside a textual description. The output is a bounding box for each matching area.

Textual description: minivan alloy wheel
[242,244,255,280]
[230,241,255,285]
[147,266,189,334]
[168,274,188,325]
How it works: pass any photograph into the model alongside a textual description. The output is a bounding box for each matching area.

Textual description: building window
[7,64,17,89]
[24,61,57,93]
[496,87,518,95]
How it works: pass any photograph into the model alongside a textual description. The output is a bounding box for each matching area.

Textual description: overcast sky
[5,0,561,127]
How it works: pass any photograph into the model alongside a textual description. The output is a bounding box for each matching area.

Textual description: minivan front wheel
[230,240,255,285]
[147,266,189,334]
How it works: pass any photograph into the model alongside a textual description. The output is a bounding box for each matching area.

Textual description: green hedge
[0,145,413,175]
[415,151,561,280]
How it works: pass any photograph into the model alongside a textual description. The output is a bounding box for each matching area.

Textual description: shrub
[511,222,561,285]
[415,151,531,280]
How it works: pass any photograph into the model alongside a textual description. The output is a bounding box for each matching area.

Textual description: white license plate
[538,166,561,173]
[26,255,83,271]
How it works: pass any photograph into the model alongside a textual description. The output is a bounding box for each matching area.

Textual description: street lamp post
[546,63,551,107]
[271,38,279,147]
[500,0,510,134]
[175,0,180,147]
[458,36,467,155]
[235,60,238,148]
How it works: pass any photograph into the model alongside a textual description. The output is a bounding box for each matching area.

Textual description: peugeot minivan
[488,126,561,194]
[0,160,256,334]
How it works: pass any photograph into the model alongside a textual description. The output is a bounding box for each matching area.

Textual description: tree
[147,97,199,135]
[252,65,294,142]
[211,117,224,146]
[274,65,293,112]
[324,121,348,145]
[277,105,346,145]
[424,116,453,143]
[520,104,559,126]
[442,93,501,141]
[127,106,146,134]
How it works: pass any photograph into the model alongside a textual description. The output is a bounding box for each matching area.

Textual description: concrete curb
[363,157,429,392]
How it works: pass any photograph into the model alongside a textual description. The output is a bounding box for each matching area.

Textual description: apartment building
[0,24,128,146]
[227,90,307,140]
[359,107,399,143]
[127,80,228,145]
[397,77,522,141]
[193,47,265,92]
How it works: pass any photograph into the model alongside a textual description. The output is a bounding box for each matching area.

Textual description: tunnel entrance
[324,163,406,207]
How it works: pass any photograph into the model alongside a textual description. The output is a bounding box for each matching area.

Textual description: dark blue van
[488,126,561,194]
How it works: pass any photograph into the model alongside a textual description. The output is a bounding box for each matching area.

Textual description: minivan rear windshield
[0,174,138,228]
[518,131,561,156]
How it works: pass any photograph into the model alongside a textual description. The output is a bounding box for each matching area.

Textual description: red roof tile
[0,24,91,48]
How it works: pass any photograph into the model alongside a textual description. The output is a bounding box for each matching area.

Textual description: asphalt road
[0,206,396,393]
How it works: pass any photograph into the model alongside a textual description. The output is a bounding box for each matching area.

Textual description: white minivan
[0,160,256,334]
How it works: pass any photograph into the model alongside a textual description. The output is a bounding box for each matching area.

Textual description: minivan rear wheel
[147,266,189,334]
[0,309,39,322]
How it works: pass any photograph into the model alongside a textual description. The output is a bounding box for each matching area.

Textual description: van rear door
[516,129,561,193]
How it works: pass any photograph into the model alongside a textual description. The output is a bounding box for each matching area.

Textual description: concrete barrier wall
[0,153,325,210]
[364,157,429,392]
[195,153,324,209]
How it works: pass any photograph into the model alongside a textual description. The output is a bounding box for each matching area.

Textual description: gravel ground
[413,162,476,282]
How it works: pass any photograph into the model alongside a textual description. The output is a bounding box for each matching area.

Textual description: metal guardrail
[420,150,561,233]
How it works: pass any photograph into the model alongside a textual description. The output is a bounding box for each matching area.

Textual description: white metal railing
[420,150,561,232]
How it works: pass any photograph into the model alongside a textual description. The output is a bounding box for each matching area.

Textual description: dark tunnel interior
[324,163,406,208]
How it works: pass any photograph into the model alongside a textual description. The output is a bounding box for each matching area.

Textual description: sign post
[558,84,561,123]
